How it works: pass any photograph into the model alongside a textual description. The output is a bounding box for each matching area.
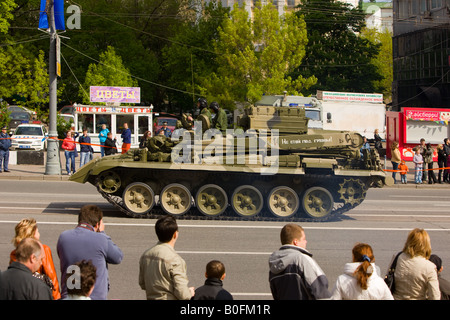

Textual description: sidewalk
[0,151,101,181]
[0,152,448,188]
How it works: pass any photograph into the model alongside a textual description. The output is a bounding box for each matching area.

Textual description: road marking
[178,250,272,255]
[0,220,449,231]
[388,195,449,199]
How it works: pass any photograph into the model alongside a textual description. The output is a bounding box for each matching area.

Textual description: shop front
[72,104,153,153]
[386,107,450,161]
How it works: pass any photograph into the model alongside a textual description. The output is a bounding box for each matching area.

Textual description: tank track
[98,186,357,223]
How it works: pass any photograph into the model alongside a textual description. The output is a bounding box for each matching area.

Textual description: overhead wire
[395,69,450,107]
[60,40,195,96]
[61,51,90,101]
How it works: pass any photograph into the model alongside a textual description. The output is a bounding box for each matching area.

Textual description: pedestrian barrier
[384,167,450,172]
[0,136,117,150]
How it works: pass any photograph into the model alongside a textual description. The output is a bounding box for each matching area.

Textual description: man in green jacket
[210,101,228,134]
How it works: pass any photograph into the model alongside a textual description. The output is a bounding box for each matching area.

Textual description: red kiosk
[386,107,450,161]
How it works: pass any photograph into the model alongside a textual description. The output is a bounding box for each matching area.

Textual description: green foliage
[79,46,139,104]
[1,0,391,112]
[361,27,393,102]
[0,101,11,129]
[58,0,162,105]
[0,46,56,109]
[292,0,383,95]
[0,0,16,34]
[161,1,230,111]
[203,1,316,109]
[57,115,73,139]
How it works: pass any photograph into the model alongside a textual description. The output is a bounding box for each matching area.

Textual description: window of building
[78,114,94,133]
[420,0,427,12]
[431,0,442,9]
[116,115,134,135]
[96,114,111,134]
[411,0,419,14]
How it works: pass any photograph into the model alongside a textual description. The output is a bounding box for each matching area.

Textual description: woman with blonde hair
[393,228,440,300]
[331,243,393,300]
[10,218,61,300]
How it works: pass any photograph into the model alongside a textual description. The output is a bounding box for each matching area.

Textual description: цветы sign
[90,86,141,104]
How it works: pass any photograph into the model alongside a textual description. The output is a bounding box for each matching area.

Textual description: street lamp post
[45,1,61,175]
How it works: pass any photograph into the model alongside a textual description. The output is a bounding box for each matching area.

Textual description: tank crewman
[197,98,211,124]
[209,102,227,134]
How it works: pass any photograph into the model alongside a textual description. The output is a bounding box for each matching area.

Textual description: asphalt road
[0,180,449,301]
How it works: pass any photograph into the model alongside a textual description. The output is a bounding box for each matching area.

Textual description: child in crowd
[398,160,409,184]
[413,148,424,184]
[191,260,233,300]
[63,260,97,300]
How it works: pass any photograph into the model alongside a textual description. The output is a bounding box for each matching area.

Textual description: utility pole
[45,0,62,175]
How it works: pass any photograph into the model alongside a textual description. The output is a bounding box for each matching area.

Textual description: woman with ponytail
[331,243,393,300]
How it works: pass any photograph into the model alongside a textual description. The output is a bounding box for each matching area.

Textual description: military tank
[69,106,393,221]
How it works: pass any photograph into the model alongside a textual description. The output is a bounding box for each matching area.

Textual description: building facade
[392,0,450,110]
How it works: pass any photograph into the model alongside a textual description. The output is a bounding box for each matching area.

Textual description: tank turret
[70,106,392,221]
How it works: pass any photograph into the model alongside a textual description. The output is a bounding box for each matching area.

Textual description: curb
[0,174,69,181]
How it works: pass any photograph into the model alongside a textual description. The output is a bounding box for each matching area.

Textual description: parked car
[7,106,37,118]
[10,123,48,151]
[59,105,75,116]
[153,117,178,135]
[8,109,31,135]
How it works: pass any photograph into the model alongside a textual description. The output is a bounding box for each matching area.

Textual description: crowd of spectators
[0,206,448,301]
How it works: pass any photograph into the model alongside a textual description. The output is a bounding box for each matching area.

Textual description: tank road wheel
[122,182,155,215]
[267,186,299,218]
[195,184,228,217]
[337,178,367,207]
[302,187,334,219]
[97,170,121,194]
[160,183,192,216]
[231,185,263,217]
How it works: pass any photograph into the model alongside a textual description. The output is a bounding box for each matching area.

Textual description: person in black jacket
[269,224,331,300]
[192,260,233,300]
[0,238,52,300]
[437,144,447,183]
[104,132,117,156]
[443,138,450,182]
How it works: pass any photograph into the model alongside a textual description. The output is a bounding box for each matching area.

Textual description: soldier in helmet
[209,102,227,134]
[197,97,211,124]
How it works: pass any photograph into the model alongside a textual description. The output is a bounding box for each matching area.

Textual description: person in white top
[331,243,394,300]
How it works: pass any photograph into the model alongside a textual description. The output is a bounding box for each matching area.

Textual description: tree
[79,46,138,104]
[0,0,16,34]
[292,0,382,95]
[202,2,315,109]
[161,1,230,112]
[0,46,55,108]
[361,27,393,102]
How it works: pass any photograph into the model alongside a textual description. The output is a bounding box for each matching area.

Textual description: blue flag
[39,0,65,31]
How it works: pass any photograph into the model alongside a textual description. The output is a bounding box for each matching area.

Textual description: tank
[69,106,393,221]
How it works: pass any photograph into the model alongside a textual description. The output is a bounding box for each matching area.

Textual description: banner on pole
[39,0,66,31]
